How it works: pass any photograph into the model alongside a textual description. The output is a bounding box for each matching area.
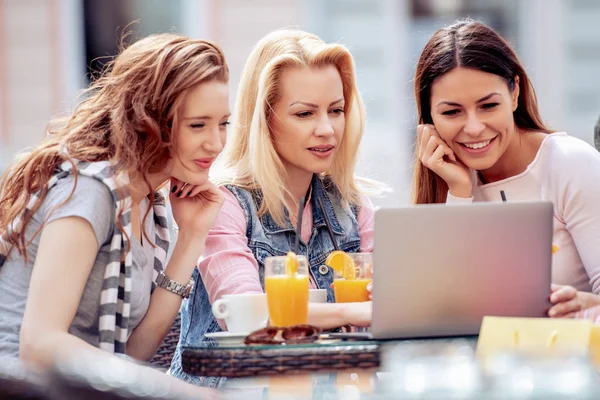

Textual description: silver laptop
[371,201,553,339]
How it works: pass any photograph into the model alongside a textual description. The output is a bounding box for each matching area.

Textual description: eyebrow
[181,113,231,121]
[289,98,344,107]
[437,92,501,107]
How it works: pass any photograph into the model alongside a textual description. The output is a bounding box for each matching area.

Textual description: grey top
[0,174,156,357]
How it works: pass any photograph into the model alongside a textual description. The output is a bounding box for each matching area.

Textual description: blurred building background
[0,0,599,206]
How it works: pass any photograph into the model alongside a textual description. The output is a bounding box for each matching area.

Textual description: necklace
[287,184,313,226]
[477,170,487,185]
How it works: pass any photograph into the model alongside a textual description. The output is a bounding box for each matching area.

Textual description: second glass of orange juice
[264,254,309,327]
[333,252,373,303]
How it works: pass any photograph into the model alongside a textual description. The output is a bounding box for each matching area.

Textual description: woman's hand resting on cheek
[417,124,472,198]
[170,179,225,240]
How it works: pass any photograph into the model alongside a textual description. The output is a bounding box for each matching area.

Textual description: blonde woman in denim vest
[170,29,387,386]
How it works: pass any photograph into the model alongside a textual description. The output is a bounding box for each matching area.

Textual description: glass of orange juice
[264,254,310,327]
[333,252,373,303]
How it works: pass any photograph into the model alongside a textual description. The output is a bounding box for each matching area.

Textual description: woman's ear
[511,75,520,112]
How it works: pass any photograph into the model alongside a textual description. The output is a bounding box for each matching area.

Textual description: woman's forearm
[127,233,205,360]
[308,302,349,329]
[308,302,371,330]
[20,331,101,372]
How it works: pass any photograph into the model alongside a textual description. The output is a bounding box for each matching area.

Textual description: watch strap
[155,272,194,298]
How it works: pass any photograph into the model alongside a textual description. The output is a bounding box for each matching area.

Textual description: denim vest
[169,175,361,387]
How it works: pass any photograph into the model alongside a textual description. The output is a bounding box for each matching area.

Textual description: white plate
[204,331,249,347]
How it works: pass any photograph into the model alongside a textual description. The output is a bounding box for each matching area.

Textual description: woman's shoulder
[36,173,115,247]
[214,185,255,224]
[219,184,258,206]
[542,132,600,161]
[220,182,266,210]
[535,132,600,190]
[218,185,245,206]
[45,173,114,211]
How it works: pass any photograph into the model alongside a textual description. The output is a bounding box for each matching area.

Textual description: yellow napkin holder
[477,316,600,365]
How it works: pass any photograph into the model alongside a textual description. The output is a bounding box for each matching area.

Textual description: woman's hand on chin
[169,178,224,241]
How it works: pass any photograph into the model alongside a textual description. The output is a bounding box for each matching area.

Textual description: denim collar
[254,174,345,236]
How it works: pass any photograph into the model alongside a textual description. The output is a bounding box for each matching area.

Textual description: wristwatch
[155,272,194,298]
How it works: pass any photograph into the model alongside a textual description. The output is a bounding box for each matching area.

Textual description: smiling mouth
[460,137,495,150]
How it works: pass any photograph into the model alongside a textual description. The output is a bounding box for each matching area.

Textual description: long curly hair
[0,33,228,256]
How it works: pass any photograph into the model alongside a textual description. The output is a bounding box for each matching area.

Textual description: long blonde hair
[0,33,228,256]
[217,29,384,226]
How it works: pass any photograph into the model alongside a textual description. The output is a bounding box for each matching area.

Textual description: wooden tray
[181,341,380,378]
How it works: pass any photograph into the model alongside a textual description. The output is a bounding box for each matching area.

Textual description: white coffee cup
[211,293,269,334]
[309,289,328,303]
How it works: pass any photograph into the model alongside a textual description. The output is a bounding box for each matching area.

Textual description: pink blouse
[198,187,375,306]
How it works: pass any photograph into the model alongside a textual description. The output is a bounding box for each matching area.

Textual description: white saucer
[204,331,249,347]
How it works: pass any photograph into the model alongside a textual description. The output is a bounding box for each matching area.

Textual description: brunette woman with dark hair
[412,20,600,319]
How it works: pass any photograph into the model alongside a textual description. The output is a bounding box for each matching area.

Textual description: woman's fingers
[549,285,577,304]
[175,183,193,198]
[548,298,583,317]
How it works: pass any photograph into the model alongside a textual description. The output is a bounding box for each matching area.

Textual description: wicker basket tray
[181,341,380,378]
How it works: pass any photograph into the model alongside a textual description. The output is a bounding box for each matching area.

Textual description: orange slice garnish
[325,251,356,280]
[552,244,559,254]
[285,252,299,275]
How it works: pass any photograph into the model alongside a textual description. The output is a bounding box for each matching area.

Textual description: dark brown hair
[412,20,552,204]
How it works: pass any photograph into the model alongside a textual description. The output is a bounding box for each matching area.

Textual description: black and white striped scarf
[0,160,170,353]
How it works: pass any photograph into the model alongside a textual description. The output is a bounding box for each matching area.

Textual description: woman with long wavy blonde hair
[169,29,387,387]
[0,33,228,391]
